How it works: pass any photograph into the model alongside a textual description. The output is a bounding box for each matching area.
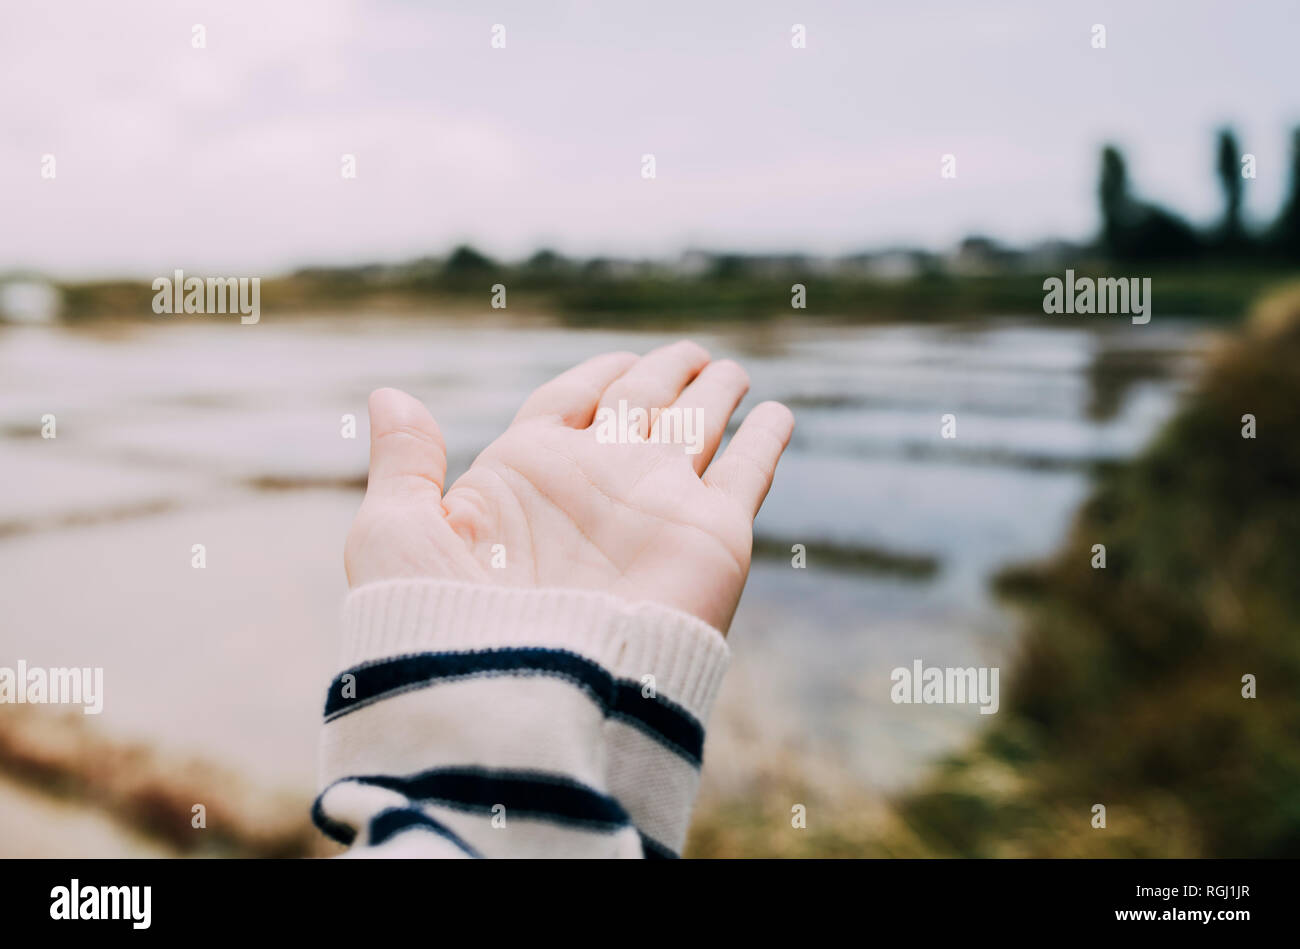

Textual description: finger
[366,387,447,499]
[514,351,639,428]
[703,401,795,517]
[664,359,750,475]
[597,340,711,438]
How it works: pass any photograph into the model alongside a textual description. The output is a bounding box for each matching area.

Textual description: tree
[1216,128,1245,248]
[524,249,568,273]
[443,245,497,277]
[1268,128,1300,260]
[1098,146,1134,257]
[1096,145,1200,262]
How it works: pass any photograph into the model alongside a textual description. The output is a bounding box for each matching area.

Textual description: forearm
[312,578,729,858]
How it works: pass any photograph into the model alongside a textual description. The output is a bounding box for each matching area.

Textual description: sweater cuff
[338,579,731,724]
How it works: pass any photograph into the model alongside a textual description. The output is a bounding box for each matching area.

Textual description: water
[0,314,1209,815]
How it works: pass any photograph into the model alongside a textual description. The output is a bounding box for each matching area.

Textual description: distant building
[672,251,814,279]
[1020,239,1086,272]
[837,250,933,281]
[947,236,1022,276]
[674,250,713,277]
[0,278,61,323]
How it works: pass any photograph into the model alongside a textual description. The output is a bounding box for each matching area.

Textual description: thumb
[366,387,447,499]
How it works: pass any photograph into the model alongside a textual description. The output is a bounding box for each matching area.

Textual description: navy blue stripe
[610,680,705,765]
[311,791,356,846]
[639,832,678,859]
[369,807,483,856]
[325,648,614,718]
[324,648,705,764]
[352,766,631,832]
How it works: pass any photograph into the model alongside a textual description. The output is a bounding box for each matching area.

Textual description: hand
[343,341,794,633]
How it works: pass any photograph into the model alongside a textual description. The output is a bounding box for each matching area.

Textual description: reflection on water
[0,314,1211,849]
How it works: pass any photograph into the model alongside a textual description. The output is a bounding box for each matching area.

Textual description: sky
[2,0,1299,278]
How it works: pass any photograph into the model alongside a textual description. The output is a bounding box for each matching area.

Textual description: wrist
[336,578,731,724]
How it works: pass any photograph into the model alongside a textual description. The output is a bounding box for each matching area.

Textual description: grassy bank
[689,280,1300,857]
[48,265,1295,325]
[0,706,329,858]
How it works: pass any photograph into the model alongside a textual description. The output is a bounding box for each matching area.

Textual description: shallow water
[0,314,1209,816]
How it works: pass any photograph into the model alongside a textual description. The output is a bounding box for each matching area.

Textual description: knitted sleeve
[311,578,730,858]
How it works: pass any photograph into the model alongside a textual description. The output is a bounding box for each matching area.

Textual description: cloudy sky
[2,0,1298,277]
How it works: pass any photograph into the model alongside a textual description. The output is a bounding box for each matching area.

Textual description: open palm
[344,341,794,632]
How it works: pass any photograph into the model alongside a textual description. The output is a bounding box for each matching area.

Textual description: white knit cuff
[338,579,731,724]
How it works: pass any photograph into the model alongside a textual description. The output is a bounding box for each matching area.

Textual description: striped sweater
[312,578,730,858]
